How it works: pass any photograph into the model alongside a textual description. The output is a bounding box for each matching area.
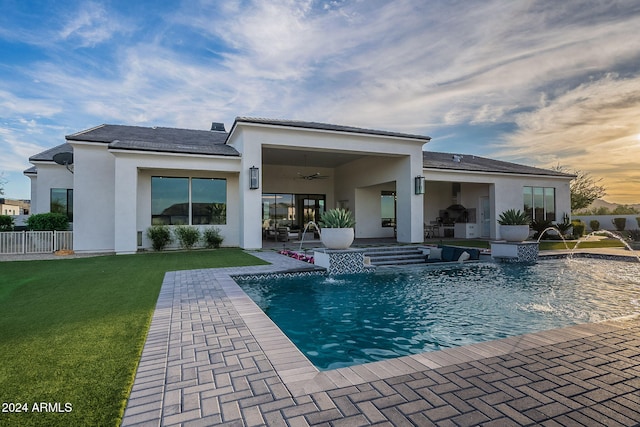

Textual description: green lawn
[0,249,268,427]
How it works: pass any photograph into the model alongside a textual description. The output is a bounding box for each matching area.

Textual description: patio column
[396,155,424,243]
[114,159,138,254]
[238,142,263,249]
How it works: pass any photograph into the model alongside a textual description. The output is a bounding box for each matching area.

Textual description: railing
[0,231,73,254]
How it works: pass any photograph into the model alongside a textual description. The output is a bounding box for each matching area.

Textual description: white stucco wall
[353,183,396,238]
[70,144,116,252]
[116,151,241,253]
[27,175,37,214]
[136,167,240,250]
[423,168,572,239]
[28,162,74,215]
[229,123,428,246]
[572,215,640,231]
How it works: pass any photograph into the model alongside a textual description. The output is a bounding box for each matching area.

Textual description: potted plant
[497,209,531,242]
[318,208,356,249]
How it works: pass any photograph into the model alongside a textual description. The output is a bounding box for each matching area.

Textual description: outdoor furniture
[276,227,290,242]
[424,224,438,238]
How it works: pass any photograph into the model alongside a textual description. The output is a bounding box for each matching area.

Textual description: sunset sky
[1,1,640,203]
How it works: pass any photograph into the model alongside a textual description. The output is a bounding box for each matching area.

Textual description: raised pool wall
[313,248,369,275]
[491,241,539,263]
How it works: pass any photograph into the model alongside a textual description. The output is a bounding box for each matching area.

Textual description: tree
[0,172,5,196]
[553,165,606,212]
[612,204,640,214]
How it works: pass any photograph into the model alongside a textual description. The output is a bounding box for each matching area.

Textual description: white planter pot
[320,228,355,250]
[499,225,530,242]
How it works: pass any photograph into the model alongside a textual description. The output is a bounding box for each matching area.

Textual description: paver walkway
[121,252,640,426]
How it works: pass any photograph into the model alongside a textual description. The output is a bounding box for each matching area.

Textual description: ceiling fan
[296,154,330,180]
[297,172,329,180]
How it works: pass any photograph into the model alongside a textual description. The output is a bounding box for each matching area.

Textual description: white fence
[0,231,73,254]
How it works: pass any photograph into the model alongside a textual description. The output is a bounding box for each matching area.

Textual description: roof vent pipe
[452,154,462,163]
[211,122,226,132]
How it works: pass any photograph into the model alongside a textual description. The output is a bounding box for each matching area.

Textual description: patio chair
[276,226,290,242]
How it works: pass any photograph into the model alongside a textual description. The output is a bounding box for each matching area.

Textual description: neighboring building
[25,117,574,254]
[0,199,20,216]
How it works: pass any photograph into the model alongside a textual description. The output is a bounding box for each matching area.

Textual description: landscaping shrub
[203,227,224,248]
[26,212,69,230]
[612,217,626,232]
[174,225,201,250]
[571,220,585,239]
[637,217,640,229]
[554,217,572,237]
[146,225,173,251]
[531,219,554,239]
[0,215,14,231]
[589,219,600,231]
[627,229,640,242]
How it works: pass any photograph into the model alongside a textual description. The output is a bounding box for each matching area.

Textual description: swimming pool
[239,257,640,370]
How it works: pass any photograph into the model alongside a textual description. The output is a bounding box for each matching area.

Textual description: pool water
[239,258,640,370]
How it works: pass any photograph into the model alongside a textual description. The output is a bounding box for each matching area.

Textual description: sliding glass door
[261,193,325,236]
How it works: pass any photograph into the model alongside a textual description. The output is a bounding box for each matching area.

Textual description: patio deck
[121,249,640,426]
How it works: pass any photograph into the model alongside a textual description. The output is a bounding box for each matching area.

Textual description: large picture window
[152,177,226,225]
[523,186,556,221]
[51,188,73,221]
[192,178,227,225]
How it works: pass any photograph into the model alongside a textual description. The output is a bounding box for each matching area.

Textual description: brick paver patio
[121,252,640,426]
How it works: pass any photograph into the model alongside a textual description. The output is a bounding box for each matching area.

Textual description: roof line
[229,117,432,142]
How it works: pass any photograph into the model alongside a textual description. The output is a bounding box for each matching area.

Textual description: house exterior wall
[70,143,116,252]
[353,182,396,238]
[27,175,37,213]
[136,166,240,250]
[423,168,572,239]
[114,151,241,254]
[29,121,573,253]
[27,163,74,215]
[228,124,427,246]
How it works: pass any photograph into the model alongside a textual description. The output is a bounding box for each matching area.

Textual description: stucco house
[24,117,573,254]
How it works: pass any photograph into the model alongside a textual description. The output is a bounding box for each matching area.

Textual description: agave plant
[497,209,531,226]
[319,208,356,228]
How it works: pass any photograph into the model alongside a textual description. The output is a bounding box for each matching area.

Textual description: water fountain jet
[536,226,570,250]
[572,230,640,263]
[299,221,320,253]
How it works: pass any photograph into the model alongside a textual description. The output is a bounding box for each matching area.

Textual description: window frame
[151,176,227,226]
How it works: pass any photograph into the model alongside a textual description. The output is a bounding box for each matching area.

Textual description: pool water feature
[239,258,640,370]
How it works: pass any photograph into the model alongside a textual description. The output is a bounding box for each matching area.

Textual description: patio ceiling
[261,147,367,168]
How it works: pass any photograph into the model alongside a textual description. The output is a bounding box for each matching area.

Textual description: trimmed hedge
[26,213,69,231]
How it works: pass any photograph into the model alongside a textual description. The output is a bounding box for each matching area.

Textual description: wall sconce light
[249,166,259,190]
[414,175,425,195]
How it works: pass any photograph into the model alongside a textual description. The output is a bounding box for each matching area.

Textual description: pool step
[364,246,426,266]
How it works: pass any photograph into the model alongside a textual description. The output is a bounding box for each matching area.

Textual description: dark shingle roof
[23,166,38,175]
[66,124,239,157]
[232,117,432,142]
[423,151,575,178]
[28,143,74,162]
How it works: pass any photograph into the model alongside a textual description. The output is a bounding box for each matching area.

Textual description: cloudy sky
[1,0,640,203]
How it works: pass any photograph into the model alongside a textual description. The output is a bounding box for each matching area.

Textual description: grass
[0,249,268,427]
